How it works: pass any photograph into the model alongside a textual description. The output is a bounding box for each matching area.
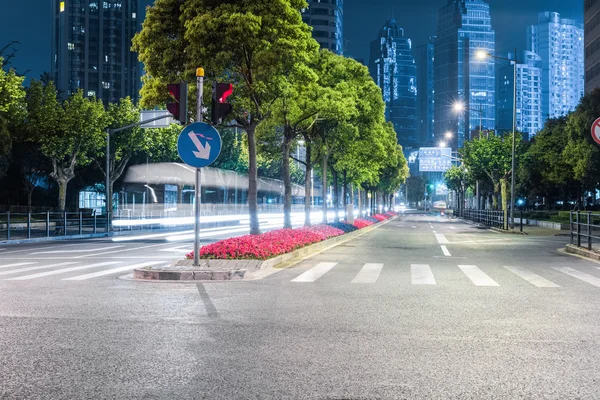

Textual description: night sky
[0,0,584,82]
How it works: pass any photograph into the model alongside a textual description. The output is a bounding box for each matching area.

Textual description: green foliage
[406,176,426,204]
[0,57,25,177]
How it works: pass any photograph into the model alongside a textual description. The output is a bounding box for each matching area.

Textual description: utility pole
[194,68,204,266]
[510,48,517,230]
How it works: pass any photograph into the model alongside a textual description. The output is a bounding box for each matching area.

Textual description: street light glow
[439,141,447,147]
[453,102,465,112]
[445,131,453,139]
[475,50,489,60]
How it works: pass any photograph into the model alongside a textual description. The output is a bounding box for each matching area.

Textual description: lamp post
[476,49,519,230]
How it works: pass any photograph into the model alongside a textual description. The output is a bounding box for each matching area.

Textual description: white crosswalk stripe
[458,265,499,286]
[555,267,600,287]
[0,262,77,276]
[503,266,560,287]
[292,262,337,283]
[0,262,36,269]
[5,262,120,280]
[63,261,164,281]
[411,264,436,285]
[351,263,383,283]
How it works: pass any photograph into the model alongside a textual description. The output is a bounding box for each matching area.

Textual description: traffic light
[166,82,188,124]
[211,82,233,125]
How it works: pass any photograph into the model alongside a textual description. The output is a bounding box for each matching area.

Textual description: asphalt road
[1,213,600,399]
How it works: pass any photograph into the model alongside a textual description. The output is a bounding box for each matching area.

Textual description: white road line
[74,243,170,258]
[0,243,84,255]
[351,263,383,283]
[441,245,451,257]
[6,262,120,280]
[555,267,600,287]
[433,230,437,233]
[449,227,456,230]
[0,262,77,276]
[458,265,499,286]
[503,266,560,288]
[291,262,337,283]
[411,226,417,228]
[435,233,449,244]
[63,261,164,281]
[158,246,192,253]
[31,246,123,254]
[411,264,436,285]
[0,262,36,269]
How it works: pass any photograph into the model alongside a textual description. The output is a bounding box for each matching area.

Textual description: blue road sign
[177,122,222,168]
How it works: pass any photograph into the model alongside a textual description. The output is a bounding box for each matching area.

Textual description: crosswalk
[0,260,167,282]
[288,262,600,289]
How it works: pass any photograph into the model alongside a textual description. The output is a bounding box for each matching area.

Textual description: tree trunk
[282,132,292,229]
[247,125,260,234]
[27,188,33,214]
[322,153,328,224]
[493,182,500,210]
[57,178,69,212]
[357,186,362,217]
[332,169,339,223]
[304,142,312,227]
[342,170,348,207]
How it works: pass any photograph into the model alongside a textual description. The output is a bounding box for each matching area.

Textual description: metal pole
[520,208,523,232]
[106,128,111,233]
[193,68,204,267]
[6,211,10,240]
[27,212,31,239]
[510,49,517,230]
[63,211,67,236]
[588,212,592,250]
[79,211,83,235]
[46,211,50,237]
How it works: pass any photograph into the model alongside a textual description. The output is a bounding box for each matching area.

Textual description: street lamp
[476,48,519,230]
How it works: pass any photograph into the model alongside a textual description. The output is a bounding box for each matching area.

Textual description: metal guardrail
[455,209,507,230]
[570,211,600,250]
[0,211,100,241]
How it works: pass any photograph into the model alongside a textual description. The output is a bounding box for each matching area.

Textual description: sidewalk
[488,224,570,236]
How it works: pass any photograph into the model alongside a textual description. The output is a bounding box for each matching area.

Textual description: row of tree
[444,88,600,211]
[133,0,408,233]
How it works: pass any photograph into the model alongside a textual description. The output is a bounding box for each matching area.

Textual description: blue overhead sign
[418,147,452,172]
[177,122,222,168]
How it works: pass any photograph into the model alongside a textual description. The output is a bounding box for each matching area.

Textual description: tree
[444,165,471,214]
[460,134,523,211]
[0,56,25,180]
[376,144,409,207]
[406,176,426,206]
[133,0,317,234]
[39,89,106,211]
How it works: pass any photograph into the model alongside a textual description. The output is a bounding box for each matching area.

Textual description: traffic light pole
[194,68,204,266]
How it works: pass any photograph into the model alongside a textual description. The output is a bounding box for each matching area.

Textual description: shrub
[328,222,358,233]
[372,214,387,221]
[353,218,375,229]
[305,224,346,238]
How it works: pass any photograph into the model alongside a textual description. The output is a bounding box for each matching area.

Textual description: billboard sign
[418,147,452,172]
[436,183,449,195]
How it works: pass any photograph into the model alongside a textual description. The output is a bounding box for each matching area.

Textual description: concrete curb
[132,216,399,282]
[565,244,600,261]
[489,227,528,235]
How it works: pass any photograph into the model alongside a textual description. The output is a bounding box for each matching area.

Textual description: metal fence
[0,211,102,241]
[570,211,600,250]
[456,209,507,229]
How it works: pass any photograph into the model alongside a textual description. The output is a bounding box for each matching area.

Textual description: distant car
[433,201,447,210]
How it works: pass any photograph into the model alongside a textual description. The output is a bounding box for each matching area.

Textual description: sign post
[176,68,222,266]
[591,117,600,145]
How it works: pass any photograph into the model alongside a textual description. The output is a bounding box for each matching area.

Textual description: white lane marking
[0,243,84,255]
[489,229,500,234]
[31,246,123,254]
[555,267,600,287]
[291,262,337,283]
[6,262,120,280]
[158,246,192,253]
[458,265,499,286]
[74,243,170,258]
[411,226,417,228]
[351,263,383,283]
[112,231,193,242]
[435,233,449,244]
[63,262,164,281]
[411,264,436,285]
[503,266,560,288]
[441,245,451,257]
[0,262,77,276]
[449,227,456,230]
[433,230,437,233]
[0,262,36,269]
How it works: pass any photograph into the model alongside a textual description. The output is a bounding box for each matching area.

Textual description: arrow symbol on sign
[188,131,211,159]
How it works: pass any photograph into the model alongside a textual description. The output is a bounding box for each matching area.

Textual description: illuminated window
[68,43,75,50]
[102,82,111,89]
[60,1,65,12]
[87,90,96,97]
[132,12,136,19]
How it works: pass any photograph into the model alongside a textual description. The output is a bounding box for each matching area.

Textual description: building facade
[497,51,543,140]
[585,0,600,93]
[434,0,496,149]
[51,0,140,104]
[528,12,584,120]
[415,36,436,147]
[369,20,418,149]
[302,0,344,54]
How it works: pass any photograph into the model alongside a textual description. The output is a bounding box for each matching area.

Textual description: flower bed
[186,213,395,260]
[372,214,388,222]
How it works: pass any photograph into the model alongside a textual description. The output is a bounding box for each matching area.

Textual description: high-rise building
[51,0,140,104]
[434,0,496,149]
[585,0,600,93]
[415,36,436,147]
[497,51,543,140]
[369,20,418,148]
[302,0,344,54]
[528,12,584,120]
